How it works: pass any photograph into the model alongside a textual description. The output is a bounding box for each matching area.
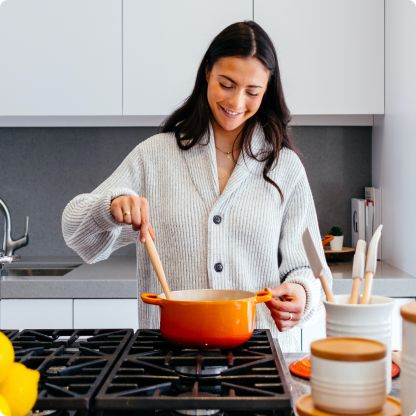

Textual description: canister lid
[296,394,401,416]
[401,302,416,323]
[311,338,386,362]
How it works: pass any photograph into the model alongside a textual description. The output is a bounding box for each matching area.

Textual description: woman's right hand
[110,196,155,243]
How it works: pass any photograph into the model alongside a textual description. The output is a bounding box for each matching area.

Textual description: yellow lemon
[0,394,11,416]
[0,332,14,384]
[0,362,40,416]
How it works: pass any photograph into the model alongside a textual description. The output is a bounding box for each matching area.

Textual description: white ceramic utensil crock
[310,338,387,415]
[323,294,394,394]
[400,302,416,416]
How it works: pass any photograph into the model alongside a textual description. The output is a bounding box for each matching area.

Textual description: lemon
[0,362,40,416]
[0,394,11,416]
[0,332,14,384]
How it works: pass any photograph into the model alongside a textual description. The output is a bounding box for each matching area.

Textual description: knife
[302,227,336,303]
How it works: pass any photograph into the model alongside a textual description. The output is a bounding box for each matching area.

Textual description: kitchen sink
[1,264,81,278]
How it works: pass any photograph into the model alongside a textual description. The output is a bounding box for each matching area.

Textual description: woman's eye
[220,83,232,89]
[247,92,258,97]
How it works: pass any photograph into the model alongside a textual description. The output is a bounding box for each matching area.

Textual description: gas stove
[1,329,294,416]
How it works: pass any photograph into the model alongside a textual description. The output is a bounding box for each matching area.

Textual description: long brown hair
[160,21,296,201]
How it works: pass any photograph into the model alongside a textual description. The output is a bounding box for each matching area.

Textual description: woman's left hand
[265,283,306,332]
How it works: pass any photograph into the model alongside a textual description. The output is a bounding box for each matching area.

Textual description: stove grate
[95,329,293,415]
[1,329,19,340]
[10,328,133,411]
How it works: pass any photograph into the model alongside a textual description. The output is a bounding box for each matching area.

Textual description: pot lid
[400,302,416,323]
[311,337,386,362]
[296,394,400,416]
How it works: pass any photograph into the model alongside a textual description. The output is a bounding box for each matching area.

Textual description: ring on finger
[123,211,131,216]
[286,312,292,321]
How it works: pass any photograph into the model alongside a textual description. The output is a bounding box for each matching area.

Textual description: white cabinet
[254,0,384,114]
[0,0,122,116]
[73,299,138,330]
[123,0,253,116]
[1,299,73,330]
[301,311,326,352]
[391,298,415,351]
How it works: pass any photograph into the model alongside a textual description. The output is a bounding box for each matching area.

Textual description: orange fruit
[0,332,14,383]
[0,362,40,416]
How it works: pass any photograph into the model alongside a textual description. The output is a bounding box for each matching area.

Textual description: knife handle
[319,275,336,303]
[349,278,361,304]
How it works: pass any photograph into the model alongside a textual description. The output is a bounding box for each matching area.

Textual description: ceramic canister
[323,294,394,394]
[311,337,387,415]
[400,302,416,416]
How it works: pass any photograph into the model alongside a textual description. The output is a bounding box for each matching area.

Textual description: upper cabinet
[123,0,253,116]
[254,0,384,115]
[0,0,384,122]
[0,0,122,116]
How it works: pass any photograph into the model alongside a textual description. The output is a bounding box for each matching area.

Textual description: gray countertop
[1,257,416,299]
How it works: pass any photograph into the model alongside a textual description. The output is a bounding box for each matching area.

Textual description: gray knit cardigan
[62,124,332,352]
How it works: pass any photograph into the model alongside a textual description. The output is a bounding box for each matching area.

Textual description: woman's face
[206,56,269,133]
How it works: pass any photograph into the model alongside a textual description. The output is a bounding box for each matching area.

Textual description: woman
[62,21,331,351]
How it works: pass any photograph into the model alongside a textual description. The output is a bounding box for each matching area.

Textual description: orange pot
[141,288,272,349]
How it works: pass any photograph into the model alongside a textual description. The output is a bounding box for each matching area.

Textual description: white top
[62,124,332,351]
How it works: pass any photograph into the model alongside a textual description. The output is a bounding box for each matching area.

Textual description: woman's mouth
[220,105,243,118]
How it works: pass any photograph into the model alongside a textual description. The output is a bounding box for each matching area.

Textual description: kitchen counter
[1,257,416,299]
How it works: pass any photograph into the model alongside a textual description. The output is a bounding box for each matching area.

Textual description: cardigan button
[213,215,222,224]
[214,263,223,273]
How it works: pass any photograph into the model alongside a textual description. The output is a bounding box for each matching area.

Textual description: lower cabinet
[1,299,73,330]
[300,297,415,352]
[73,299,138,331]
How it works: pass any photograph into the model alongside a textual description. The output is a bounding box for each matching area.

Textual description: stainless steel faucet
[0,197,29,256]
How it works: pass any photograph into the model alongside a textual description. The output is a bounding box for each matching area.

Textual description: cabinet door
[254,0,384,114]
[301,311,326,352]
[0,0,122,116]
[74,299,138,330]
[1,299,73,330]
[392,298,415,351]
[123,0,253,116]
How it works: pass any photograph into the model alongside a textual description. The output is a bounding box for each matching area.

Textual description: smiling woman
[62,21,332,352]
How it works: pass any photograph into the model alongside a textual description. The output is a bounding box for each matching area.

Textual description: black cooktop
[1,329,294,416]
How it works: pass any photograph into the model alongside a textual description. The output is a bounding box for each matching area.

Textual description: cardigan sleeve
[278,166,332,328]
[62,145,144,264]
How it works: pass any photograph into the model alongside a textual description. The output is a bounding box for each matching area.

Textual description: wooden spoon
[144,231,172,300]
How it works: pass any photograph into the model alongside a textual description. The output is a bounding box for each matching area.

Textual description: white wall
[372,0,416,276]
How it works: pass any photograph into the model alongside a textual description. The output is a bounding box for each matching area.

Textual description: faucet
[0,197,29,256]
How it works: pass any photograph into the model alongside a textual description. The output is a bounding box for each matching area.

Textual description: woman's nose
[228,90,245,110]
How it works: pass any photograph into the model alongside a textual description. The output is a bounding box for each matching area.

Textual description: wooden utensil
[349,239,367,304]
[302,227,336,303]
[144,230,172,300]
[361,224,383,305]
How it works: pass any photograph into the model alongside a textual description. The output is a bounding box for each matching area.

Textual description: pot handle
[254,289,273,304]
[141,293,163,306]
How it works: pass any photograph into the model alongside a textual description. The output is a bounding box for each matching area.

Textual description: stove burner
[173,409,223,416]
[174,352,228,377]
[174,384,222,416]
[45,366,67,375]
